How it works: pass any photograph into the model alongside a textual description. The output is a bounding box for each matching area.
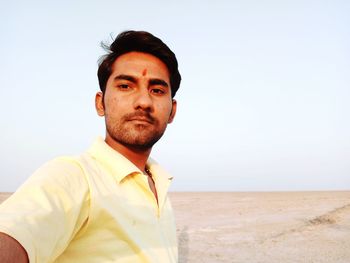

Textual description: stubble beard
[105,113,167,151]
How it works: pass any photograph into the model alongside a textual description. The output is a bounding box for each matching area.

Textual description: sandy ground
[170,191,350,263]
[1,191,350,263]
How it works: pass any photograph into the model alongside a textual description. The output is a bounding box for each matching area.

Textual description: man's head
[95,31,181,152]
[98,30,181,98]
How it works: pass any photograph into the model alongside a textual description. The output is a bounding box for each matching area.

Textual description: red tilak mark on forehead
[142,69,147,76]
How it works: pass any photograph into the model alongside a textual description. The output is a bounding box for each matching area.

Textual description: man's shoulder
[22,155,90,190]
[35,155,84,176]
[0,154,91,218]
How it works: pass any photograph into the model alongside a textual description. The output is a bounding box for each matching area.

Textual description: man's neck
[105,136,151,172]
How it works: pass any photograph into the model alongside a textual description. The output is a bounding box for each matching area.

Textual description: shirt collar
[86,137,173,184]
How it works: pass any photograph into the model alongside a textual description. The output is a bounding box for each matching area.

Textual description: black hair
[97,30,181,98]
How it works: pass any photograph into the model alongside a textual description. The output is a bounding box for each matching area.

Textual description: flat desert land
[1,191,350,262]
[169,191,350,263]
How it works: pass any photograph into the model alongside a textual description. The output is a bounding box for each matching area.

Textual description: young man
[0,30,181,263]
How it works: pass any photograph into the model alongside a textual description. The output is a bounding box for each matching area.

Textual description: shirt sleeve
[0,157,90,263]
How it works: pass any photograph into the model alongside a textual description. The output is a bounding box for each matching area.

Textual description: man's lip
[129,117,154,124]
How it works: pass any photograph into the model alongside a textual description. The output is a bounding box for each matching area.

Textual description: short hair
[97,30,181,98]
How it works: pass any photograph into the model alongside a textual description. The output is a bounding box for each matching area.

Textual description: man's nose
[133,88,153,111]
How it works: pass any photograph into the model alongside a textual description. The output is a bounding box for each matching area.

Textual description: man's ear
[168,99,177,123]
[95,92,105,116]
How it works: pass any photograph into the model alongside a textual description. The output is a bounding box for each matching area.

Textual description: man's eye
[151,88,165,95]
[118,84,130,90]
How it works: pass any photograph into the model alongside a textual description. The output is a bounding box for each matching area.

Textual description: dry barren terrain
[170,191,350,263]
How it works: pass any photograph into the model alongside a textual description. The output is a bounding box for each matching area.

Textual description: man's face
[95,51,177,151]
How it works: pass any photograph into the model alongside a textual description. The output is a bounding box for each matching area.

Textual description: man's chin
[107,125,165,151]
[125,133,164,150]
[120,140,156,152]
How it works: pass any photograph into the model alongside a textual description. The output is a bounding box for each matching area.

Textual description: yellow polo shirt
[0,137,178,262]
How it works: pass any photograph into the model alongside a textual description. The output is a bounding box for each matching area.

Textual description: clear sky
[0,0,349,192]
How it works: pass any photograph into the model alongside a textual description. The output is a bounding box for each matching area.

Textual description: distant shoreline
[2,190,349,204]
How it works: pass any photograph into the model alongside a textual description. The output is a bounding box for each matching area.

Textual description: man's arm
[0,232,29,263]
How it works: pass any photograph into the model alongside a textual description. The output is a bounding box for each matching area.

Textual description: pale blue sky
[0,0,349,191]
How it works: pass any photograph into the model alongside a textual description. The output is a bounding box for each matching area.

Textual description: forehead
[111,52,170,80]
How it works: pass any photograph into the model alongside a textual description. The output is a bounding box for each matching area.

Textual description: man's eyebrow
[114,75,169,88]
[114,74,137,83]
[149,78,169,87]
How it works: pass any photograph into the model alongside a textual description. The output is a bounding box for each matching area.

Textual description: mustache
[124,111,156,123]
